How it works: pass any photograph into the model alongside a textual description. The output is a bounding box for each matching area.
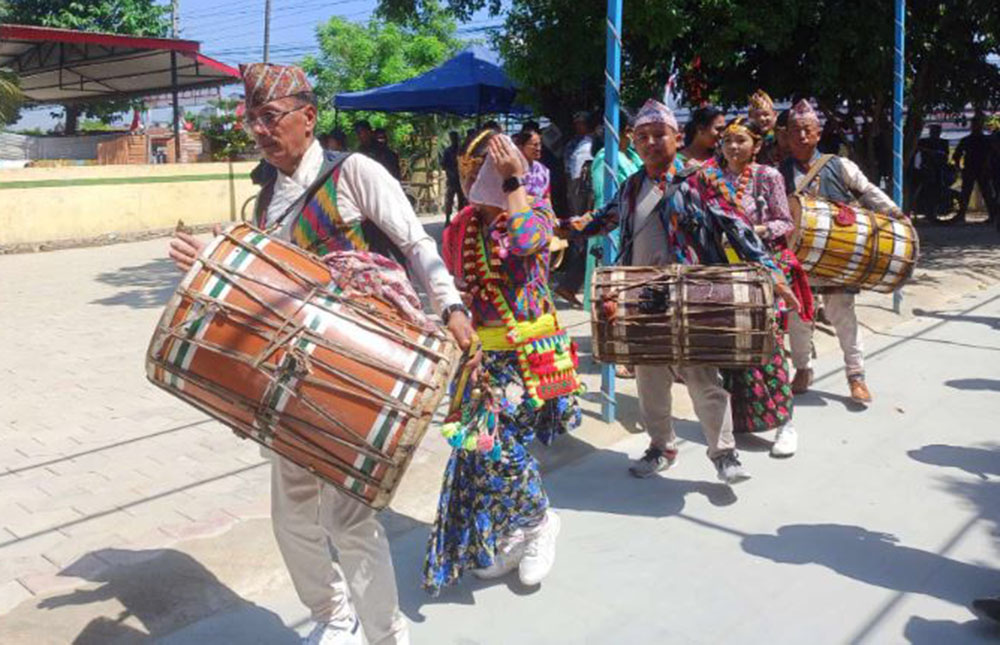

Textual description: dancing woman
[425,129,582,595]
[694,117,814,457]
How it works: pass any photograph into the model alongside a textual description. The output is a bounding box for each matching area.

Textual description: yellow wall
[0,161,260,246]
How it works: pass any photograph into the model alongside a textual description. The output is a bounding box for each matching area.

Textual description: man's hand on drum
[774,280,802,316]
[169,225,222,272]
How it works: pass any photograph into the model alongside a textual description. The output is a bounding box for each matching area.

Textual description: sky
[11,0,504,130]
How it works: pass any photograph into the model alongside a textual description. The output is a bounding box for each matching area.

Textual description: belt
[476,313,558,351]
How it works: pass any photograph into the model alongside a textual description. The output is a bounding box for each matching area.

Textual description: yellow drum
[788,196,918,293]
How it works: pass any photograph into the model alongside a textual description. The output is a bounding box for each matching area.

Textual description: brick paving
[0,238,271,609]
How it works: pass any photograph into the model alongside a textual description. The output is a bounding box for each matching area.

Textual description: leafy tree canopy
[301,0,464,159]
[379,0,1000,177]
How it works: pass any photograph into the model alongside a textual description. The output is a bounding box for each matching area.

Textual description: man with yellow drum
[779,100,906,404]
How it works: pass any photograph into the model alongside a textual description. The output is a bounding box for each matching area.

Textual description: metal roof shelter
[0,24,240,159]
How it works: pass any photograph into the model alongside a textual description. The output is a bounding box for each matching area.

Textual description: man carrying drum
[780,100,905,404]
[564,99,801,484]
[169,63,476,645]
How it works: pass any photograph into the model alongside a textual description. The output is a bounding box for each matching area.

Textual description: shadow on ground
[91,258,180,309]
[33,548,296,644]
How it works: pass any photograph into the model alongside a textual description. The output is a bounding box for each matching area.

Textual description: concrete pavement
[1,220,1000,643]
[171,282,1000,644]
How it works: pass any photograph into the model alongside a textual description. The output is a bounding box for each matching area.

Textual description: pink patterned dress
[695,159,795,433]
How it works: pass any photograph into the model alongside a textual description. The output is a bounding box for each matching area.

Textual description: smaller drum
[590,265,776,367]
[788,196,918,293]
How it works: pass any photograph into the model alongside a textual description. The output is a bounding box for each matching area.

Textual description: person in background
[748,90,780,166]
[354,119,377,156]
[441,130,465,224]
[679,105,726,168]
[555,111,596,305]
[954,114,999,223]
[563,111,595,215]
[320,128,347,152]
[914,124,951,221]
[589,112,642,378]
[373,128,402,180]
[513,128,550,198]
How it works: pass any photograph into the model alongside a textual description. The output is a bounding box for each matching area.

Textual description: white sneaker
[472,528,527,580]
[518,510,561,586]
[771,423,798,458]
[303,616,364,645]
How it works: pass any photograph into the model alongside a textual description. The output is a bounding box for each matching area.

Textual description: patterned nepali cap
[748,89,774,111]
[789,99,821,125]
[240,63,312,111]
[633,98,678,131]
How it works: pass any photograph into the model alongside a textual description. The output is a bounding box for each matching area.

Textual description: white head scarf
[467,134,529,210]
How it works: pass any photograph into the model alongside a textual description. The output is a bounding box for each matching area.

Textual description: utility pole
[263,0,272,62]
[171,0,179,38]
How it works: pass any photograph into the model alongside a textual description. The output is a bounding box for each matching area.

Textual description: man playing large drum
[566,99,800,484]
[779,100,905,404]
[168,63,475,645]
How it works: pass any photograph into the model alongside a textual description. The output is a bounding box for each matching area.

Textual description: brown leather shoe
[791,368,813,394]
[849,376,872,404]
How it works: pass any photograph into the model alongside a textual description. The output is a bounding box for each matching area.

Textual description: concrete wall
[0,161,259,246]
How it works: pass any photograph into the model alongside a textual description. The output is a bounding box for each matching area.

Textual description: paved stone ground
[1,217,999,641]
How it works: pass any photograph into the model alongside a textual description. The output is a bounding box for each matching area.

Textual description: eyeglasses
[244,104,307,132]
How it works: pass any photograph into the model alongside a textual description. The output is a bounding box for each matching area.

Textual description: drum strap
[794,154,834,195]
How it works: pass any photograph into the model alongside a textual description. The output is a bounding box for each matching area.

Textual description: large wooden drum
[146,224,460,509]
[590,265,776,367]
[788,195,918,292]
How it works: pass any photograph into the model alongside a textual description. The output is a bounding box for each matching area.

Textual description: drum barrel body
[590,264,776,368]
[789,195,919,293]
[146,224,459,509]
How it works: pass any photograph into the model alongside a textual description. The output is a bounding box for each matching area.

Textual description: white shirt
[265,139,461,315]
[564,136,594,179]
[631,176,670,266]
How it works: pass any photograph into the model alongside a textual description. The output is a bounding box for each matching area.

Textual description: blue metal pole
[892,0,905,313]
[600,0,622,423]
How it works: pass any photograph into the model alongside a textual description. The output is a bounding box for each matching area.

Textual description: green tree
[301,1,463,160]
[0,71,22,125]
[0,0,170,133]
[379,0,1000,184]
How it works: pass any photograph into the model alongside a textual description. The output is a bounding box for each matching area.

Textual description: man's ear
[303,104,318,136]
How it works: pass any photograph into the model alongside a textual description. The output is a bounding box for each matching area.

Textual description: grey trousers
[634,364,736,459]
[788,291,864,377]
[271,456,409,645]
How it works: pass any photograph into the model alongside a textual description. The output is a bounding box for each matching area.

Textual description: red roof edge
[183,51,241,79]
[0,23,201,53]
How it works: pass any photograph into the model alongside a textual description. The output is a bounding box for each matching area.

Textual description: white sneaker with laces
[302,616,364,645]
[472,528,527,580]
[518,510,561,586]
[771,423,798,458]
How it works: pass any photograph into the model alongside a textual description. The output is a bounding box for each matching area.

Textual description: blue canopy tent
[333,47,527,116]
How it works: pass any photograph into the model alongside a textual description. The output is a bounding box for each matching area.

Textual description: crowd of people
[167,64,986,645]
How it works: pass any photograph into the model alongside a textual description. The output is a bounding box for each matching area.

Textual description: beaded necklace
[701,161,754,217]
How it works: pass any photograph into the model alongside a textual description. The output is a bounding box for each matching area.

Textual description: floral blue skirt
[422,350,580,595]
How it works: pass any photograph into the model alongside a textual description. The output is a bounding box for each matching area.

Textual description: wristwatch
[501,176,523,193]
[442,302,471,325]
